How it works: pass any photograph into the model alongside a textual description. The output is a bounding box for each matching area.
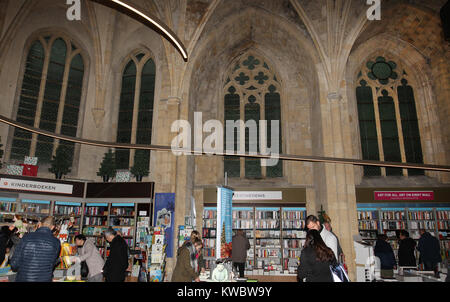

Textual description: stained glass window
[116,54,155,171]
[356,57,423,177]
[11,36,85,166]
[224,54,282,179]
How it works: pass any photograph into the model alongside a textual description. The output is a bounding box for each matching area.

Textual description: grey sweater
[78,238,105,277]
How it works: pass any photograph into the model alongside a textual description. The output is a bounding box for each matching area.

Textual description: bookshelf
[281,208,306,273]
[357,205,450,264]
[109,203,136,249]
[202,205,306,275]
[254,207,282,274]
[0,198,17,224]
[202,207,217,270]
[437,208,450,260]
[83,203,109,257]
[232,207,254,272]
[53,201,82,244]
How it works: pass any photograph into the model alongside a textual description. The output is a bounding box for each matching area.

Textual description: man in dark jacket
[374,234,396,279]
[398,230,416,267]
[231,230,250,278]
[417,230,441,277]
[103,228,129,282]
[10,217,60,282]
[0,226,13,265]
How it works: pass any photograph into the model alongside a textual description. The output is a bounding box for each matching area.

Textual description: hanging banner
[154,193,175,258]
[374,191,434,201]
[216,187,233,259]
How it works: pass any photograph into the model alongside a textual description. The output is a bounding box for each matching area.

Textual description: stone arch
[347,34,445,183]
[184,5,321,187]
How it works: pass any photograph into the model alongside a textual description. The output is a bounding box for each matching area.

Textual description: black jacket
[374,239,396,270]
[103,235,129,282]
[9,227,61,282]
[297,246,336,282]
[0,230,9,265]
[398,237,416,267]
[417,232,441,265]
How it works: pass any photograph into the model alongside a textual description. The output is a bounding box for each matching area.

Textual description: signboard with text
[232,191,282,201]
[0,178,73,194]
[374,191,434,201]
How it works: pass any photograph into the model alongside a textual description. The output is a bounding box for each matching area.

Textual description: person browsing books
[172,238,203,282]
[179,230,206,273]
[70,234,105,282]
[306,215,338,260]
[103,228,129,282]
[232,229,251,278]
[417,229,441,278]
[398,230,417,267]
[9,216,61,282]
[374,234,396,279]
[297,229,337,282]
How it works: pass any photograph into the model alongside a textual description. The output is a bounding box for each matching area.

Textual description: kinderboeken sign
[0,178,73,194]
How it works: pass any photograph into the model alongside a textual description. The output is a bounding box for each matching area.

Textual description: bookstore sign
[233,191,282,201]
[0,178,73,195]
[374,191,434,201]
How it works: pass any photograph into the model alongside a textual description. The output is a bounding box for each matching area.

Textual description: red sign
[374,191,434,201]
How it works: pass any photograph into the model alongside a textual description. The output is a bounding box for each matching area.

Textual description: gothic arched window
[10,35,85,165]
[116,52,155,170]
[356,56,424,176]
[224,55,282,179]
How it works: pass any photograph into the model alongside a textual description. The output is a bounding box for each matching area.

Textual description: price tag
[139,211,147,216]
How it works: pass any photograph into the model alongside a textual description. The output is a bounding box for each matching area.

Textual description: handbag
[80,261,89,278]
[330,263,350,282]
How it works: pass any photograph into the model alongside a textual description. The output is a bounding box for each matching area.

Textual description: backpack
[330,263,350,282]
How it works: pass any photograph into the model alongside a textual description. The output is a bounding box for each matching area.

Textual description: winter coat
[417,232,441,265]
[8,235,20,261]
[374,239,396,270]
[103,236,129,282]
[231,233,250,263]
[320,227,338,260]
[181,240,205,270]
[297,246,336,282]
[78,238,105,278]
[172,244,199,282]
[0,231,8,265]
[9,227,61,282]
[398,237,417,267]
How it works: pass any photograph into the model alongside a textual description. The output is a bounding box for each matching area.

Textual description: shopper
[9,216,61,282]
[172,238,203,282]
[231,230,251,278]
[180,230,205,273]
[374,234,396,279]
[323,221,344,261]
[398,230,416,267]
[103,228,129,282]
[417,229,441,278]
[306,215,338,259]
[0,225,14,266]
[297,229,337,282]
[70,234,105,282]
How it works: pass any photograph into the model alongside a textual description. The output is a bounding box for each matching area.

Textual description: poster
[374,191,434,201]
[154,193,175,258]
[216,187,233,259]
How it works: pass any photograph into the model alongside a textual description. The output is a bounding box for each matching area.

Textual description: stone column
[153,97,181,278]
[312,91,359,281]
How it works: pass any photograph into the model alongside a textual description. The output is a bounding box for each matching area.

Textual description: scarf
[186,242,198,273]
